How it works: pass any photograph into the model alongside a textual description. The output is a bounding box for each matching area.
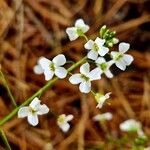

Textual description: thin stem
[91,90,96,96]
[0,70,17,108]
[81,34,88,42]
[0,128,11,150]
[0,56,87,126]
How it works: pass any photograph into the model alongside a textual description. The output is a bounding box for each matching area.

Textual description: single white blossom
[95,57,114,78]
[84,37,109,60]
[57,114,73,132]
[95,92,111,109]
[18,97,49,126]
[93,112,113,122]
[66,18,89,41]
[119,119,144,136]
[37,54,67,81]
[111,42,134,70]
[69,62,101,93]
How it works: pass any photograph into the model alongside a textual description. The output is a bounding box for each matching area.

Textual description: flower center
[95,93,103,103]
[58,116,65,124]
[76,28,84,36]
[114,53,123,61]
[80,74,89,81]
[99,63,107,71]
[92,43,99,51]
[49,63,55,71]
[29,107,37,114]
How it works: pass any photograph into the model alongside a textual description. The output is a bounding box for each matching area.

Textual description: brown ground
[0,0,150,150]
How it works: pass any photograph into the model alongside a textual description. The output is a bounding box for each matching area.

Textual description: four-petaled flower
[119,119,144,136]
[95,57,114,78]
[37,54,67,81]
[69,62,101,93]
[93,112,113,122]
[95,92,111,109]
[111,42,134,70]
[18,97,49,126]
[57,114,74,132]
[84,37,109,60]
[66,19,89,41]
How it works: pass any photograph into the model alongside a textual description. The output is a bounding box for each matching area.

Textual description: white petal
[69,74,82,84]
[116,59,126,70]
[95,57,106,64]
[33,64,44,74]
[66,27,78,41]
[104,70,113,78]
[37,104,49,115]
[52,54,66,66]
[98,46,109,56]
[105,92,111,99]
[44,69,54,81]
[80,62,90,75]
[60,123,70,132]
[55,67,67,79]
[119,42,130,53]
[103,112,113,120]
[30,97,41,110]
[111,51,119,59]
[123,54,134,66]
[66,115,74,121]
[18,107,29,118]
[84,40,94,50]
[87,50,98,60]
[93,114,101,121]
[39,57,51,69]
[27,113,39,126]
[75,19,89,33]
[79,81,91,93]
[95,37,105,46]
[88,67,101,81]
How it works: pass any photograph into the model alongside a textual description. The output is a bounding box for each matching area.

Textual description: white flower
[84,37,109,60]
[111,42,134,70]
[57,114,73,132]
[95,92,111,109]
[93,112,113,122]
[69,62,101,93]
[66,18,89,41]
[119,119,144,136]
[18,97,49,126]
[37,54,67,81]
[95,57,114,78]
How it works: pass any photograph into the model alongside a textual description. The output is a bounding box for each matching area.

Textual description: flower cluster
[17,18,134,133]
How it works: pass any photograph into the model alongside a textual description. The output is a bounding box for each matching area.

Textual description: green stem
[0,128,11,150]
[0,56,87,126]
[0,70,17,108]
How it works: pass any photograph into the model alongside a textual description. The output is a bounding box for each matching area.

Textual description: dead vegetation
[0,0,150,149]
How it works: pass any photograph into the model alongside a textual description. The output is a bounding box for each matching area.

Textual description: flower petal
[95,57,106,64]
[18,107,29,118]
[104,70,113,78]
[29,97,41,110]
[44,69,54,81]
[116,59,126,70]
[123,54,134,65]
[33,64,44,74]
[98,46,109,56]
[87,50,98,60]
[75,19,89,33]
[80,62,90,75]
[37,104,49,115]
[66,27,78,41]
[39,57,51,69]
[119,42,130,53]
[84,40,94,50]
[95,37,105,46]
[66,115,74,122]
[69,74,82,84]
[88,67,101,81]
[79,81,91,93]
[55,67,67,79]
[52,54,66,66]
[59,123,70,132]
[27,113,39,126]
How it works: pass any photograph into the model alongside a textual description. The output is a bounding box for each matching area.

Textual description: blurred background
[0,0,150,149]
